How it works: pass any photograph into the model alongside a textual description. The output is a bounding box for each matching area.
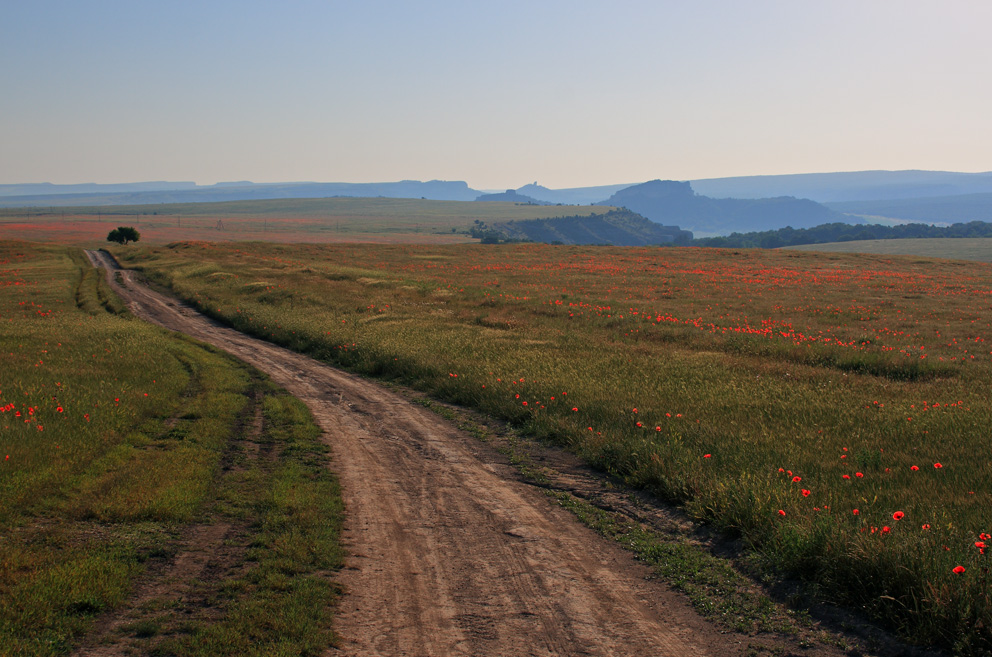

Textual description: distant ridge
[691,170,992,203]
[475,189,552,205]
[514,182,635,205]
[599,180,853,235]
[0,181,198,197]
[0,180,480,207]
[826,191,992,224]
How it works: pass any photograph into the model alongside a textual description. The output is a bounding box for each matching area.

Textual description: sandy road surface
[87,250,740,656]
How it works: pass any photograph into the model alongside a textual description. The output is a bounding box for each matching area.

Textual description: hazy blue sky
[2,1,990,188]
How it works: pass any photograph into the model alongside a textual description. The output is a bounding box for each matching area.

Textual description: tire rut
[70,376,268,656]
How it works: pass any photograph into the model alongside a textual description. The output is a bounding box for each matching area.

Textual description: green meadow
[0,242,343,655]
[786,237,992,263]
[118,240,992,654]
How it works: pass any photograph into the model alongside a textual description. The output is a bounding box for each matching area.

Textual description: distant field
[121,241,992,652]
[0,197,612,245]
[785,237,992,262]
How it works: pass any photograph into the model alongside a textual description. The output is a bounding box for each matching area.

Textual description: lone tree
[107,226,140,245]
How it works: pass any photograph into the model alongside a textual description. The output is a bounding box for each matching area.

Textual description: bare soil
[85,249,872,657]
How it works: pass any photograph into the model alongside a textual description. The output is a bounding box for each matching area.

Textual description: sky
[2,0,991,189]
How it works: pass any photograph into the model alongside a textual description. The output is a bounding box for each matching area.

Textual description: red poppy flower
[881,526,891,534]
[853,509,860,515]
[976,542,987,549]
[855,472,864,478]
[910,465,919,471]
[953,565,965,574]
[802,489,811,497]
[893,511,905,521]
[792,476,802,483]
[934,463,943,469]
[777,510,786,517]
[703,454,712,458]
[842,474,851,479]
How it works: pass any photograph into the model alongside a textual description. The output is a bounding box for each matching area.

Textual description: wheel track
[86,249,732,657]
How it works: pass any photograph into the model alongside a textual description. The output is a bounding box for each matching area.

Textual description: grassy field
[786,237,992,262]
[118,240,992,653]
[0,242,343,655]
[0,197,612,245]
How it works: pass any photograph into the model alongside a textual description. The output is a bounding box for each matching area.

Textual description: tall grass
[122,240,992,653]
[0,242,342,655]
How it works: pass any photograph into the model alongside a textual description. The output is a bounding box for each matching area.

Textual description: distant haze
[2,1,990,188]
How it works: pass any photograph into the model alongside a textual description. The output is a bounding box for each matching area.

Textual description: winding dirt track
[87,250,737,656]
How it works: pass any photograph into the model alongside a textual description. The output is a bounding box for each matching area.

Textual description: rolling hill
[598,180,853,235]
[478,209,691,246]
[825,192,992,224]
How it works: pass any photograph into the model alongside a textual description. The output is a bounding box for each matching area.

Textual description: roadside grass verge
[414,397,814,643]
[69,249,129,317]
[0,242,342,656]
[117,240,992,653]
[148,387,344,657]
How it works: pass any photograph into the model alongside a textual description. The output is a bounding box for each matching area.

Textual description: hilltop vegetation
[119,240,992,653]
[472,209,692,245]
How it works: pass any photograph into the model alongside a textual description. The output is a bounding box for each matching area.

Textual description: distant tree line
[692,221,992,249]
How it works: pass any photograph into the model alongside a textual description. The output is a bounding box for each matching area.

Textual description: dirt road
[86,250,743,656]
